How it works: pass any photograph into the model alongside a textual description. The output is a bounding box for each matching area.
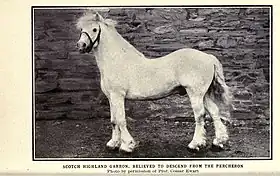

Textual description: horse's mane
[76,11,117,29]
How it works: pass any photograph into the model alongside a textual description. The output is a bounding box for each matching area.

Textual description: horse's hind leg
[186,90,207,151]
[204,94,228,149]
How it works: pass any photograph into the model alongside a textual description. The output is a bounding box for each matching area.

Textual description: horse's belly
[126,90,171,100]
[125,80,181,100]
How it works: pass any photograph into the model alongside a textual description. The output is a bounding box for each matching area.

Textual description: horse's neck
[112,30,145,58]
[94,25,145,70]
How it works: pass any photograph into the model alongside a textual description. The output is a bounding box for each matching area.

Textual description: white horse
[76,12,231,153]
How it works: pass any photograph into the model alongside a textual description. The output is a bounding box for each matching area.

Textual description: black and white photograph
[33,6,271,159]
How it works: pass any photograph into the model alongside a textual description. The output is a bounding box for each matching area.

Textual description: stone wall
[34,8,270,120]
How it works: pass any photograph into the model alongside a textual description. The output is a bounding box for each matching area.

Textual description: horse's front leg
[107,93,136,152]
[106,122,121,150]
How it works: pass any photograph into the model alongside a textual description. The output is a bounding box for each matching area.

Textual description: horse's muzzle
[78,48,86,53]
[77,42,87,53]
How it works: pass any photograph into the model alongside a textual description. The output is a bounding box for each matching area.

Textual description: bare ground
[35,116,270,159]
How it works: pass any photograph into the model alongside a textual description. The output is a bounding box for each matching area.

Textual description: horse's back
[163,48,215,62]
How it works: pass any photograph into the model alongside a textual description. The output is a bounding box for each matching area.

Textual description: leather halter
[80,25,101,53]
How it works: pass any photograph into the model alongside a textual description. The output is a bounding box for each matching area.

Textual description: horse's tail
[207,59,232,121]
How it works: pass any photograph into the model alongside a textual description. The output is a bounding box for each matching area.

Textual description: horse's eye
[80,29,82,31]
[93,28,97,32]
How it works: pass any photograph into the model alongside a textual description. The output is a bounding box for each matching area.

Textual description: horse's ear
[104,19,118,27]
[95,12,104,22]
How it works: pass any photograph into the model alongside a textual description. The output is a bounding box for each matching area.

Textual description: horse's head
[76,12,117,53]
[76,13,103,53]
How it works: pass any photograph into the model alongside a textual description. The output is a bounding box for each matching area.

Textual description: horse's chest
[100,71,128,94]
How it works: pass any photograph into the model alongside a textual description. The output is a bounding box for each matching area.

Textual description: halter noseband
[80,25,101,53]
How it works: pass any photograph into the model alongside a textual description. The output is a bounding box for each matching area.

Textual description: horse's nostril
[82,43,86,47]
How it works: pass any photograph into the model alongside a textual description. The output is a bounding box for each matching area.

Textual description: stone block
[36,91,98,105]
[67,111,95,119]
[36,80,58,93]
[198,8,240,16]
[216,36,237,48]
[37,71,58,82]
[256,57,269,69]
[233,74,257,86]
[198,8,221,16]
[58,78,98,91]
[153,25,175,34]
[36,51,68,60]
[233,90,253,100]
[36,111,66,120]
[263,68,270,82]
[221,20,241,27]
[198,40,214,49]
[179,28,208,35]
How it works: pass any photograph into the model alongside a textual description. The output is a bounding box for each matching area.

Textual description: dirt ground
[35,115,270,159]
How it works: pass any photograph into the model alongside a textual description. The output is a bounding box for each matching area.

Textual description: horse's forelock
[76,12,117,29]
[76,14,95,29]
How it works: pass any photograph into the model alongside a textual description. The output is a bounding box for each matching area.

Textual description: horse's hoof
[211,138,227,152]
[187,146,200,153]
[187,140,206,153]
[212,137,227,147]
[211,143,225,152]
[119,146,133,153]
[119,141,136,153]
[106,140,121,150]
[187,144,206,153]
[119,147,133,153]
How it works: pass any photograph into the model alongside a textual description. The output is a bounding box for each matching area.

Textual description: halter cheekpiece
[80,25,101,53]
